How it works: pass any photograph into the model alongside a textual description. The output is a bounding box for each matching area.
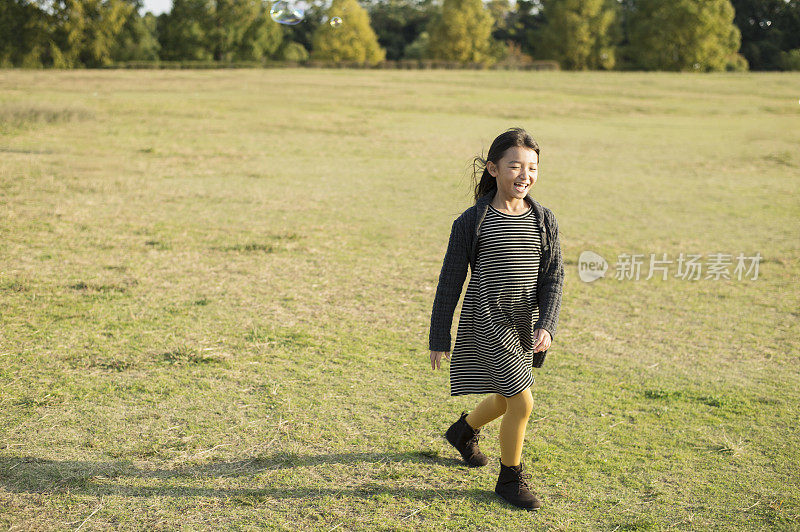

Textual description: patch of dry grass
[0,69,798,530]
[0,103,94,133]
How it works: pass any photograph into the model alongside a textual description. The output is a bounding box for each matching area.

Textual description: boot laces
[516,469,533,493]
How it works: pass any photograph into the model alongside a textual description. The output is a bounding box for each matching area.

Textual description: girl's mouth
[514,183,529,192]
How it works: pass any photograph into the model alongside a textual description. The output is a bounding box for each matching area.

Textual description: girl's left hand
[532,329,551,353]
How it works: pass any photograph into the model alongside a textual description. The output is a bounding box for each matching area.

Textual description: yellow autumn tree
[426,0,496,65]
[628,0,741,71]
[539,0,618,70]
[312,0,386,65]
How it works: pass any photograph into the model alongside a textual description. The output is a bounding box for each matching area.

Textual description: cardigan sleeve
[534,212,564,340]
[428,215,469,352]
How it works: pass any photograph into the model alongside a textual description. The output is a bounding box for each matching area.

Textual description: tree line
[1,0,799,70]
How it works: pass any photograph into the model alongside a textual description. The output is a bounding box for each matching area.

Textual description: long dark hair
[471,127,540,202]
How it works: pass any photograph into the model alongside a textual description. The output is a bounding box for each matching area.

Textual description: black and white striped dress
[450,204,542,397]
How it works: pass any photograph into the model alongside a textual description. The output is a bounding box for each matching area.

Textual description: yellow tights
[465,389,534,467]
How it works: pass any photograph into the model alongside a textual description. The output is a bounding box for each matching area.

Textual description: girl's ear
[486,160,498,177]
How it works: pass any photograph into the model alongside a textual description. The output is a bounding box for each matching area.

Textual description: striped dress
[450,204,542,397]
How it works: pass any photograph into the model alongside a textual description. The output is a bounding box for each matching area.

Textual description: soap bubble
[270,1,304,25]
[329,16,342,28]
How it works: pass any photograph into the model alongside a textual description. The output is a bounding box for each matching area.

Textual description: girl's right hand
[430,351,450,370]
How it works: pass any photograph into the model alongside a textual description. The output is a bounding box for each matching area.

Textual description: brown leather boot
[495,461,541,510]
[445,411,489,467]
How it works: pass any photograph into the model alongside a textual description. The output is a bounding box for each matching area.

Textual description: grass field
[1,68,799,530]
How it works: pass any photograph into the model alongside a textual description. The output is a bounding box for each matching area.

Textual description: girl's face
[487,146,539,200]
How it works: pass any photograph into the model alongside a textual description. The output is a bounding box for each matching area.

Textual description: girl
[428,127,564,511]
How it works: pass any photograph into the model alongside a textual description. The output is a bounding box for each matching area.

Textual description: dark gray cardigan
[428,187,564,368]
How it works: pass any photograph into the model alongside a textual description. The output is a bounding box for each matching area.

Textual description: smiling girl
[428,127,564,510]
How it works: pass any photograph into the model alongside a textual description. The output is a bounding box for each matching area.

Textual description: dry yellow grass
[0,69,798,529]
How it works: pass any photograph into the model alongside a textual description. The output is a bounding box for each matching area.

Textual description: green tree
[627,0,741,71]
[731,0,800,70]
[210,0,283,61]
[312,0,386,65]
[49,0,134,67]
[426,0,496,64]
[496,0,545,59]
[111,0,160,61]
[537,0,618,70]
[280,0,324,56]
[487,0,511,34]
[366,0,431,61]
[403,30,430,59]
[1,0,133,67]
[158,0,212,61]
[485,0,515,62]
[0,0,55,67]
[780,48,800,70]
[157,0,212,60]
[277,41,309,62]
[158,0,283,62]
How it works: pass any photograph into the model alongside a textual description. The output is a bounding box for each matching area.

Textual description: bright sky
[141,0,172,15]
[138,0,308,15]
[139,0,523,16]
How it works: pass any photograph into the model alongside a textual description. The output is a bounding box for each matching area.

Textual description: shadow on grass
[0,451,486,502]
[0,147,55,154]
[244,450,463,470]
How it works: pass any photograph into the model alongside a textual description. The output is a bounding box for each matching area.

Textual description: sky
[141,0,172,15]
[139,0,527,16]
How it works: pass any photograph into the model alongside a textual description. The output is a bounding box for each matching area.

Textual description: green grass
[0,68,799,530]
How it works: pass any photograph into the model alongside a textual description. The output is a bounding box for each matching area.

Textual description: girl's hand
[430,350,450,370]
[532,329,552,353]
